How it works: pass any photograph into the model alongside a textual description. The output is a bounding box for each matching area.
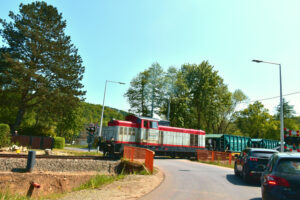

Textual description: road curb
[138,166,165,199]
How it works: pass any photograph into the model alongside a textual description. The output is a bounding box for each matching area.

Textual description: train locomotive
[99,115,205,158]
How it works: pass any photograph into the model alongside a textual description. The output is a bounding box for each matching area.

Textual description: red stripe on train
[114,141,205,148]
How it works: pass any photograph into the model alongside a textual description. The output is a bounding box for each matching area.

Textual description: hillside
[81,102,128,126]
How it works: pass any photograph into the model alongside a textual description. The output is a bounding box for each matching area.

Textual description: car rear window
[276,159,300,174]
[251,151,275,158]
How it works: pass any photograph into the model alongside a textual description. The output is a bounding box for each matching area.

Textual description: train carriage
[99,115,205,158]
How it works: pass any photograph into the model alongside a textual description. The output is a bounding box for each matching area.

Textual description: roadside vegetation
[0,174,125,200]
[74,174,125,191]
[52,148,102,156]
[65,144,88,148]
[0,192,30,200]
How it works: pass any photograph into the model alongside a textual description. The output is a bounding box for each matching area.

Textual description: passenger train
[99,115,205,158]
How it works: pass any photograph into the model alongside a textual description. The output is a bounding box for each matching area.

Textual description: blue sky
[1,0,300,116]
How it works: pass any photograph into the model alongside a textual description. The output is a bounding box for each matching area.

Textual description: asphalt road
[140,159,261,200]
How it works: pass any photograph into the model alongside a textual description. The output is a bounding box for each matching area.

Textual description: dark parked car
[261,153,300,200]
[234,148,278,183]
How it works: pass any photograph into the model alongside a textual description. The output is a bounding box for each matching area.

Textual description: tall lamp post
[97,80,125,152]
[252,59,284,152]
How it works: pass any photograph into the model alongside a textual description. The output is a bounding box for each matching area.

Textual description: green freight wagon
[249,138,279,149]
[205,134,251,152]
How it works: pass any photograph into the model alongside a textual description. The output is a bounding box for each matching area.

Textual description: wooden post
[211,151,215,161]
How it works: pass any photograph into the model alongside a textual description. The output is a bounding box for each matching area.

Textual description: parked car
[234,148,278,183]
[261,153,300,200]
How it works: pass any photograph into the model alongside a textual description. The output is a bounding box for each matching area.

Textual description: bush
[0,124,11,147]
[54,137,65,149]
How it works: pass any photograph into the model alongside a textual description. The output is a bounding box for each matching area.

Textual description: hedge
[0,124,11,147]
[54,137,65,149]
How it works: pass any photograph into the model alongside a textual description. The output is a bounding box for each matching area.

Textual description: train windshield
[150,121,158,129]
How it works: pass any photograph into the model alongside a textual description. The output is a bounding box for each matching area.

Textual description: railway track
[0,153,115,160]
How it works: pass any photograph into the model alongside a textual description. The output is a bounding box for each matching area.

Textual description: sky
[1,0,300,116]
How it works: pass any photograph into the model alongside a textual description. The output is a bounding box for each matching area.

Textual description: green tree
[275,98,296,119]
[0,2,85,132]
[147,63,165,117]
[163,67,178,120]
[236,101,279,139]
[124,70,150,116]
[160,69,193,127]
[125,62,165,117]
[181,61,232,133]
[217,89,247,133]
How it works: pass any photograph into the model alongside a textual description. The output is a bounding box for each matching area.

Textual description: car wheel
[242,167,250,183]
[234,163,239,176]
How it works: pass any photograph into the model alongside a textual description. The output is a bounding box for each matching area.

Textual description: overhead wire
[240,91,300,105]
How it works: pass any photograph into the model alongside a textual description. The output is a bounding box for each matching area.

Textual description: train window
[130,128,134,136]
[128,128,131,135]
[120,127,124,135]
[190,134,195,146]
[195,134,198,146]
[132,128,135,136]
[144,120,148,128]
[150,121,158,129]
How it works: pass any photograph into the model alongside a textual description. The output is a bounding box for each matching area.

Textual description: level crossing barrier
[123,146,155,173]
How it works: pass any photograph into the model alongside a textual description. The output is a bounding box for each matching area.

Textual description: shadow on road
[226,174,260,187]
[249,198,262,200]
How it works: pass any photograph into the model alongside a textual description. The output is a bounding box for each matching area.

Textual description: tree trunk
[12,107,25,133]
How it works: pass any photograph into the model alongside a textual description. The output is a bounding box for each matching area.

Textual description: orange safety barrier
[123,146,155,173]
[197,150,234,165]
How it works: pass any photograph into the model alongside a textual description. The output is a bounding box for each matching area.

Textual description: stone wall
[0,158,120,174]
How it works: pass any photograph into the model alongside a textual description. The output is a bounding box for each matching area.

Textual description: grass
[198,160,234,169]
[51,148,103,156]
[65,144,88,148]
[0,192,30,200]
[73,174,125,191]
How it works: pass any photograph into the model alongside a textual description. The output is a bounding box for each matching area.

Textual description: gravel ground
[0,158,119,173]
[57,168,164,200]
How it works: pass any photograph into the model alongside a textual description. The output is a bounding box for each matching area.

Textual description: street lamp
[97,80,125,152]
[252,59,284,152]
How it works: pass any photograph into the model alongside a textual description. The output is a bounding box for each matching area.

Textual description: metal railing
[197,150,233,165]
[123,146,155,173]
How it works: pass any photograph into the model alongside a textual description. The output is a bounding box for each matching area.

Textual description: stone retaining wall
[0,158,120,174]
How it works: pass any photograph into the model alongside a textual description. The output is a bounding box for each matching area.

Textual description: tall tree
[164,67,177,120]
[0,2,85,132]
[217,89,247,133]
[147,62,165,117]
[124,70,150,116]
[275,98,296,119]
[236,101,278,139]
[181,61,232,132]
[125,62,165,117]
[161,70,194,127]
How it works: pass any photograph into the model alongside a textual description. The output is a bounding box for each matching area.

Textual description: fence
[123,146,155,173]
[11,135,54,149]
[197,149,233,165]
